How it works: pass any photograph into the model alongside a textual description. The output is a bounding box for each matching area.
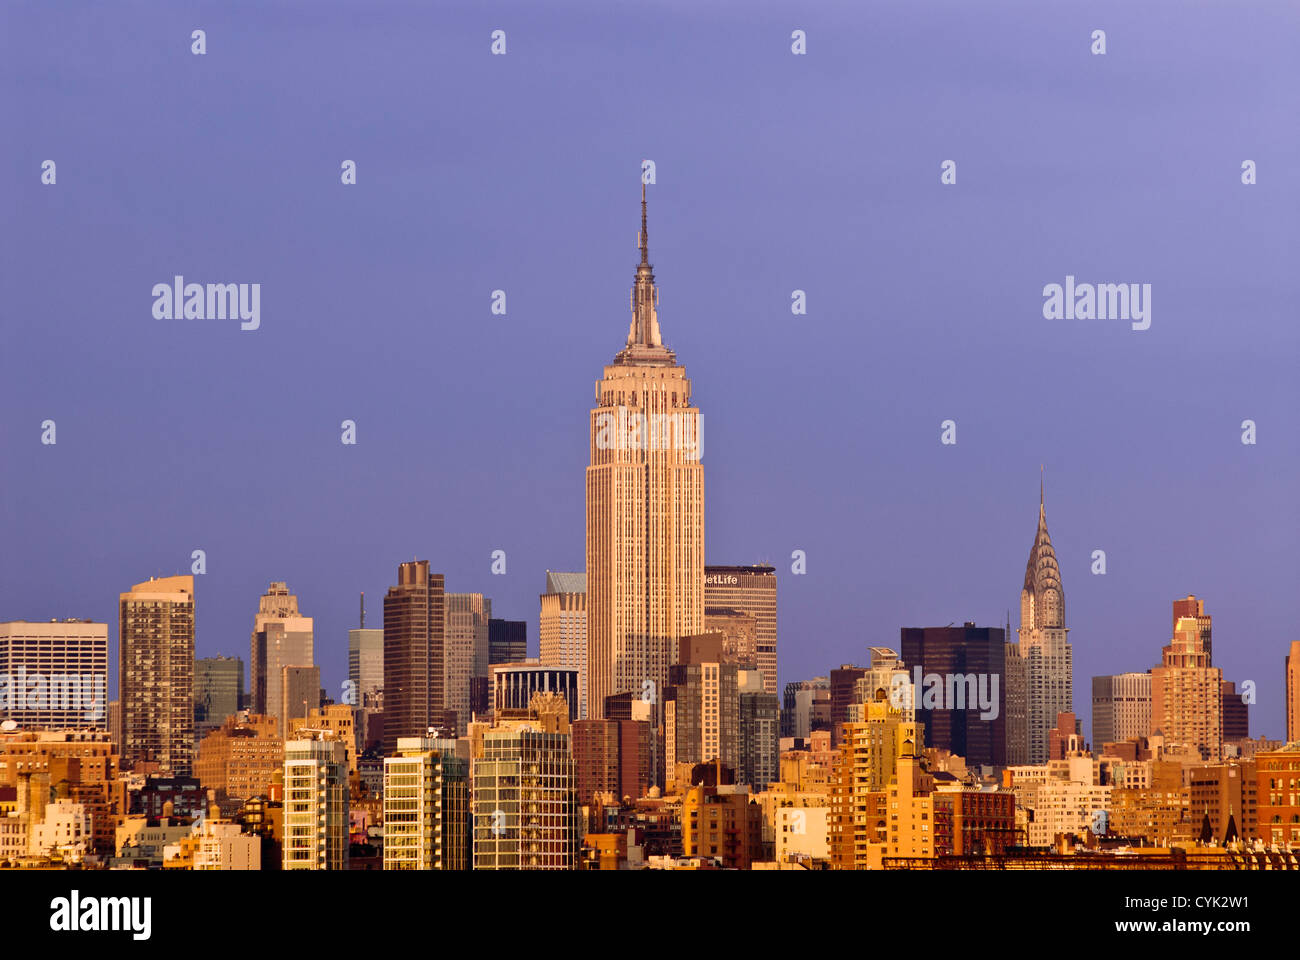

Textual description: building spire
[639,179,649,265]
[626,177,663,350]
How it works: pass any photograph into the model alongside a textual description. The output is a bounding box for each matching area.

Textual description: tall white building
[1014,480,1073,764]
[282,734,348,870]
[539,572,587,718]
[0,620,108,730]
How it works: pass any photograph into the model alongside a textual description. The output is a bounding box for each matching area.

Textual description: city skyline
[3,1,1297,744]
[1,184,1288,745]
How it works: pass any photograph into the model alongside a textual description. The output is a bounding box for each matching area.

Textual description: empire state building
[585,184,704,720]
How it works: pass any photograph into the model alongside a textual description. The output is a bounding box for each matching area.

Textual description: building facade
[194,655,244,740]
[703,565,777,696]
[1151,597,1222,762]
[0,620,108,731]
[119,576,195,775]
[1091,672,1151,748]
[540,572,587,719]
[282,735,349,870]
[249,582,314,736]
[383,560,450,753]
[382,736,470,870]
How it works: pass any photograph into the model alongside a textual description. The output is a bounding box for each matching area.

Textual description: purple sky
[2,1,1297,739]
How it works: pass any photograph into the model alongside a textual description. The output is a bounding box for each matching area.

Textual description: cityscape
[2,188,1298,874]
[2,0,1295,943]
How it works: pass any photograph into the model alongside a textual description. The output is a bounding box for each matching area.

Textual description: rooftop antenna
[360,592,365,630]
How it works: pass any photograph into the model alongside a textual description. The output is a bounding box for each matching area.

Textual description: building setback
[586,185,704,720]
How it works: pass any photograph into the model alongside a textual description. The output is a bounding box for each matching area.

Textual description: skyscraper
[1151,596,1222,761]
[1015,479,1073,764]
[348,592,383,709]
[704,565,777,695]
[383,560,449,754]
[1091,672,1152,748]
[282,733,349,870]
[119,576,195,775]
[899,624,1008,768]
[471,693,580,870]
[540,572,587,719]
[0,620,108,731]
[249,581,313,735]
[382,736,470,870]
[488,619,527,666]
[194,655,245,740]
[445,592,491,737]
[586,185,704,719]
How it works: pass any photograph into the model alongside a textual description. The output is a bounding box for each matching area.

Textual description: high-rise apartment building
[282,733,349,870]
[194,655,244,740]
[471,694,579,869]
[249,582,313,735]
[664,636,740,788]
[851,647,914,722]
[572,717,653,806]
[119,576,195,775]
[1151,597,1222,762]
[830,698,923,868]
[445,592,491,737]
[704,565,777,696]
[1091,672,1151,748]
[1014,482,1073,764]
[0,620,108,731]
[739,670,779,789]
[586,186,704,719]
[383,560,449,754]
[382,736,470,870]
[540,572,587,719]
